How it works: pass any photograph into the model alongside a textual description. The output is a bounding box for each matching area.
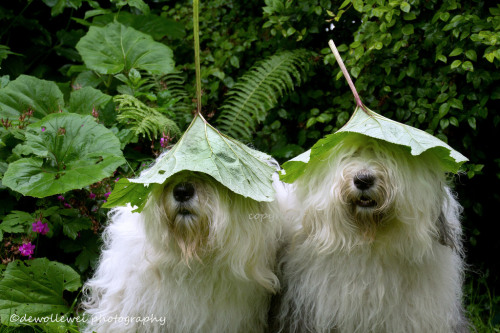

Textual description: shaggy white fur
[82,171,281,333]
[273,134,469,333]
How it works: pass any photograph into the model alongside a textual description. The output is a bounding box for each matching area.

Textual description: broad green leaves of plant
[76,22,175,75]
[2,113,125,197]
[104,115,276,212]
[0,258,81,326]
[0,211,32,242]
[68,86,112,116]
[0,75,64,120]
[281,106,469,183]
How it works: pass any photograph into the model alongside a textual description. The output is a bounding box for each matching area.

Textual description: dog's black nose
[173,182,195,202]
[354,173,375,190]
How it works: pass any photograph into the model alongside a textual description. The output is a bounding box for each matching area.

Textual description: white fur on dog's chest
[290,241,462,333]
[131,260,270,332]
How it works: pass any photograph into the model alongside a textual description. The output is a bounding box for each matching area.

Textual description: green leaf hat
[280,41,468,184]
[104,115,276,212]
[281,106,468,183]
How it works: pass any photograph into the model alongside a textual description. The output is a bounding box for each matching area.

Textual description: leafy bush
[0,0,498,331]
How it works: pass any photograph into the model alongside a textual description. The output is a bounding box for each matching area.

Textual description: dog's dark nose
[173,182,195,202]
[354,172,375,190]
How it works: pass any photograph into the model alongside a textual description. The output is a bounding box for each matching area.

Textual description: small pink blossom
[160,132,171,148]
[104,192,111,199]
[57,195,65,201]
[41,127,46,132]
[114,177,120,182]
[19,243,35,258]
[32,221,49,235]
[89,192,96,199]
[64,203,72,208]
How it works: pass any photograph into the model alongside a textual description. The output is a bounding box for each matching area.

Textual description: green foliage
[0,258,81,325]
[0,45,18,66]
[76,22,175,75]
[263,0,332,41]
[3,113,125,197]
[114,94,181,141]
[68,87,112,117]
[0,211,30,242]
[91,12,186,40]
[465,272,500,332]
[159,71,195,128]
[0,0,498,330]
[0,75,64,120]
[216,50,311,140]
[322,0,498,174]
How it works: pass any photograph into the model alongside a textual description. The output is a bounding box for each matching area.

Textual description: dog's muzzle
[353,171,377,208]
[173,182,195,216]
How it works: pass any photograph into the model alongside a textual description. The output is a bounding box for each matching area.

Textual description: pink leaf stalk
[328,40,368,113]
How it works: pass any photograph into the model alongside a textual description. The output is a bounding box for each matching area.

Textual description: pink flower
[89,192,96,199]
[57,195,65,201]
[64,203,72,208]
[114,177,120,182]
[19,243,35,258]
[41,127,46,132]
[160,132,170,148]
[32,221,49,235]
[104,192,111,199]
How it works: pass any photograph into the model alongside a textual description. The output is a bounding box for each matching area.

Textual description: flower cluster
[19,243,35,259]
[32,220,49,235]
[160,132,171,148]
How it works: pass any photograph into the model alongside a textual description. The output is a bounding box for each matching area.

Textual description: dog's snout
[173,182,195,202]
[354,172,375,190]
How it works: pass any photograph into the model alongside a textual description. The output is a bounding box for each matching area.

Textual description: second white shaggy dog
[82,171,281,333]
[274,134,469,333]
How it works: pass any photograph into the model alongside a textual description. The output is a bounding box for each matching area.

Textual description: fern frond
[215,49,311,140]
[152,71,194,127]
[114,94,181,141]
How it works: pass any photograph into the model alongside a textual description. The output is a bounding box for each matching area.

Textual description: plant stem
[193,0,202,116]
[328,40,367,113]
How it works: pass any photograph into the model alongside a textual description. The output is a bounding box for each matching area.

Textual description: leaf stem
[193,0,202,116]
[328,40,367,113]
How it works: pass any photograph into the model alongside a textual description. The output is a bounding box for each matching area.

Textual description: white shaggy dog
[82,170,281,333]
[273,134,469,333]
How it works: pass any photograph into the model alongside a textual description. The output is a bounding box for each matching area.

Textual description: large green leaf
[76,22,175,75]
[0,75,64,121]
[104,115,276,212]
[281,106,468,183]
[0,258,81,326]
[2,113,126,197]
[68,86,112,115]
